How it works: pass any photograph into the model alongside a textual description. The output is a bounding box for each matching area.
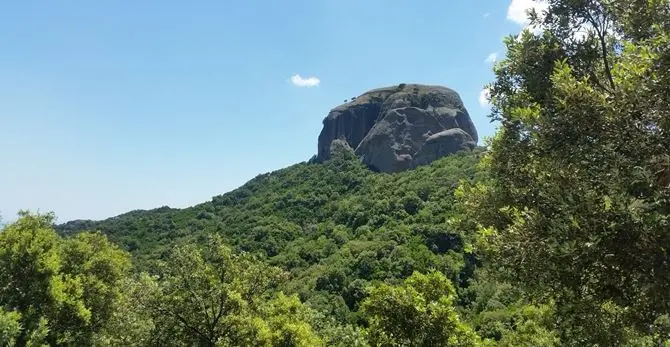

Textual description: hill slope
[57,146,487,320]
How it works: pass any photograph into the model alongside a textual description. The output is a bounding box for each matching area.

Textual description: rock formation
[316,84,478,172]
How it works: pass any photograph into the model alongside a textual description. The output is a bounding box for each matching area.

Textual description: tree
[91,275,157,346]
[139,235,323,346]
[261,293,325,347]
[58,232,132,340]
[458,0,670,344]
[0,309,21,347]
[0,211,61,345]
[0,211,131,345]
[360,271,481,347]
[457,270,559,346]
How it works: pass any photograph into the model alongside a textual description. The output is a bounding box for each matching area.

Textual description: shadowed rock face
[316,84,478,173]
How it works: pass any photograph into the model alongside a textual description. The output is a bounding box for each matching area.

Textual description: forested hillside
[5,150,533,346]
[3,0,670,345]
[57,147,488,325]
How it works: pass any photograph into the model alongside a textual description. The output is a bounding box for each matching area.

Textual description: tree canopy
[457,0,670,344]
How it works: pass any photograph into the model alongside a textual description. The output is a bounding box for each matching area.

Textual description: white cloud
[479,88,491,108]
[485,52,498,64]
[290,74,320,87]
[483,12,491,18]
[507,0,548,27]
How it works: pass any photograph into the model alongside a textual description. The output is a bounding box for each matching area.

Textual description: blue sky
[0,0,540,223]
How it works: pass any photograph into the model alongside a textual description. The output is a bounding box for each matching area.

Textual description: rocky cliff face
[316,84,478,172]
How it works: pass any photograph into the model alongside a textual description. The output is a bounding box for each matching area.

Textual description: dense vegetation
[57,147,489,329]
[3,0,670,345]
[8,149,558,346]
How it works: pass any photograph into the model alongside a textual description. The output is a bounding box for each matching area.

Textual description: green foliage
[56,149,487,324]
[361,271,481,347]
[455,271,557,346]
[92,275,156,346]
[471,301,559,346]
[0,211,60,345]
[97,236,323,346]
[147,236,284,345]
[0,211,130,346]
[492,305,559,347]
[0,309,21,347]
[458,0,670,344]
[261,293,324,347]
[45,144,589,345]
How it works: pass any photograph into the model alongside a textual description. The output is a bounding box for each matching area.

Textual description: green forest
[3,1,670,346]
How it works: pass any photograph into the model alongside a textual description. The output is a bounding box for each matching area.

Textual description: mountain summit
[316,83,478,173]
